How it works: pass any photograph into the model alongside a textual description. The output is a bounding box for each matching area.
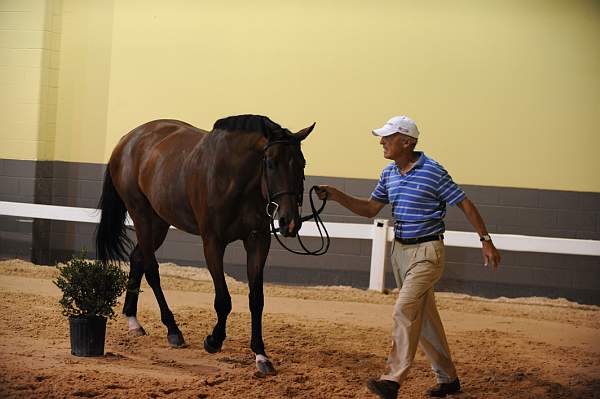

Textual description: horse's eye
[266,159,275,169]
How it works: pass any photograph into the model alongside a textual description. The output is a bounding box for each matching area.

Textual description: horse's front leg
[243,230,276,376]
[202,238,231,353]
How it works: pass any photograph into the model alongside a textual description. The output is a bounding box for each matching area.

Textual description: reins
[270,186,330,256]
[263,141,330,256]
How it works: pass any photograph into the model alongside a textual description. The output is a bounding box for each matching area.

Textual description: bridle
[263,140,330,256]
[263,140,304,217]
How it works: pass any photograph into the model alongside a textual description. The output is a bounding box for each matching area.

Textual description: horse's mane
[213,115,291,139]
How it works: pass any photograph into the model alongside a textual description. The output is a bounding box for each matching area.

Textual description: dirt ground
[0,259,599,398]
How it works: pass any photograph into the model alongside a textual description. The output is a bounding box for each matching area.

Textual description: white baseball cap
[372,115,420,139]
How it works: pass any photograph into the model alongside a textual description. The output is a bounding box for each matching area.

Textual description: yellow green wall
[52,0,113,162]
[0,0,61,159]
[2,0,599,192]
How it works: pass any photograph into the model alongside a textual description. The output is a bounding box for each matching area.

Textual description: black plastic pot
[69,316,107,356]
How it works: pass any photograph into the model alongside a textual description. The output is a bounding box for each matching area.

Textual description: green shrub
[54,254,128,319]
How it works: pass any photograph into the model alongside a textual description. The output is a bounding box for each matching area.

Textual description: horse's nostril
[279,217,287,230]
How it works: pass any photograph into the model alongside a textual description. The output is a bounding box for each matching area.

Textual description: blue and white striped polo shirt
[371,152,466,239]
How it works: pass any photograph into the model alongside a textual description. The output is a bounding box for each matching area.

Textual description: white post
[368,219,389,291]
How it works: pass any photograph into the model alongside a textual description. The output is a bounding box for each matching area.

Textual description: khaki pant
[381,239,457,385]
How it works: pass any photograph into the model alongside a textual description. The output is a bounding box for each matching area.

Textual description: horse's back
[111,119,206,166]
[109,119,209,234]
[115,119,206,155]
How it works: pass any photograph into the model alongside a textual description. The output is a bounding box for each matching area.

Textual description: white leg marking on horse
[127,316,142,331]
[256,354,269,363]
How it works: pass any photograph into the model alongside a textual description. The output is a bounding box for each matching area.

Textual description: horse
[95,115,315,375]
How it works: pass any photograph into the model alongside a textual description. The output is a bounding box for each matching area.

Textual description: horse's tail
[96,167,133,263]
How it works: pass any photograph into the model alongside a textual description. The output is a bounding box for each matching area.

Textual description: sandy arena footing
[0,259,599,398]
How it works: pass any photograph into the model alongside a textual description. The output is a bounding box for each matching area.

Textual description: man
[316,116,501,399]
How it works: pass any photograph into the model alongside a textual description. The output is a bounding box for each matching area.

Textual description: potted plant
[54,254,127,357]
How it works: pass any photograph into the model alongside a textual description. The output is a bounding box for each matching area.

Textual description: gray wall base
[1,159,599,305]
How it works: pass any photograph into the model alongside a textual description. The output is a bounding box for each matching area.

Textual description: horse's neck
[191,131,264,189]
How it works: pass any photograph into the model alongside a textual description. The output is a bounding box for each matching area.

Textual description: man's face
[379,133,412,160]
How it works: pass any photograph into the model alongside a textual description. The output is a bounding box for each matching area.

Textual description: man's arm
[316,186,385,218]
[456,197,501,270]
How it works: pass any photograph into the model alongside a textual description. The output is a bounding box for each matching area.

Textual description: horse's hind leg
[130,211,185,348]
[122,244,147,336]
[122,216,170,336]
[202,237,231,354]
[244,231,276,375]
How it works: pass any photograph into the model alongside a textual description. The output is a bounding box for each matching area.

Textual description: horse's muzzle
[279,217,301,237]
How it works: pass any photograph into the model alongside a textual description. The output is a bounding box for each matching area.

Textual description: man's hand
[314,185,384,218]
[482,241,501,271]
[457,198,501,272]
[315,185,336,201]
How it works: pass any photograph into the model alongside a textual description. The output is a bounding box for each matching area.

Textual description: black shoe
[367,379,399,399]
[426,378,461,397]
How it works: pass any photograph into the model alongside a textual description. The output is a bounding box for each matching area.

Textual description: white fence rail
[2,201,600,292]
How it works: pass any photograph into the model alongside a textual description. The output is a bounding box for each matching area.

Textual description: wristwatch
[479,234,492,242]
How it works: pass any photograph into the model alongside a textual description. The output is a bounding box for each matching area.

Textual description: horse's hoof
[128,327,146,337]
[167,332,186,348]
[256,359,277,376]
[203,336,222,354]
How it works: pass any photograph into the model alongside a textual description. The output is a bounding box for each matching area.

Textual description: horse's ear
[295,122,316,142]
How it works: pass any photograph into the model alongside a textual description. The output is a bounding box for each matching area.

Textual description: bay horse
[95,115,315,375]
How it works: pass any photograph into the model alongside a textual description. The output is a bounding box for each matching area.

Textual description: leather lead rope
[270,186,330,256]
